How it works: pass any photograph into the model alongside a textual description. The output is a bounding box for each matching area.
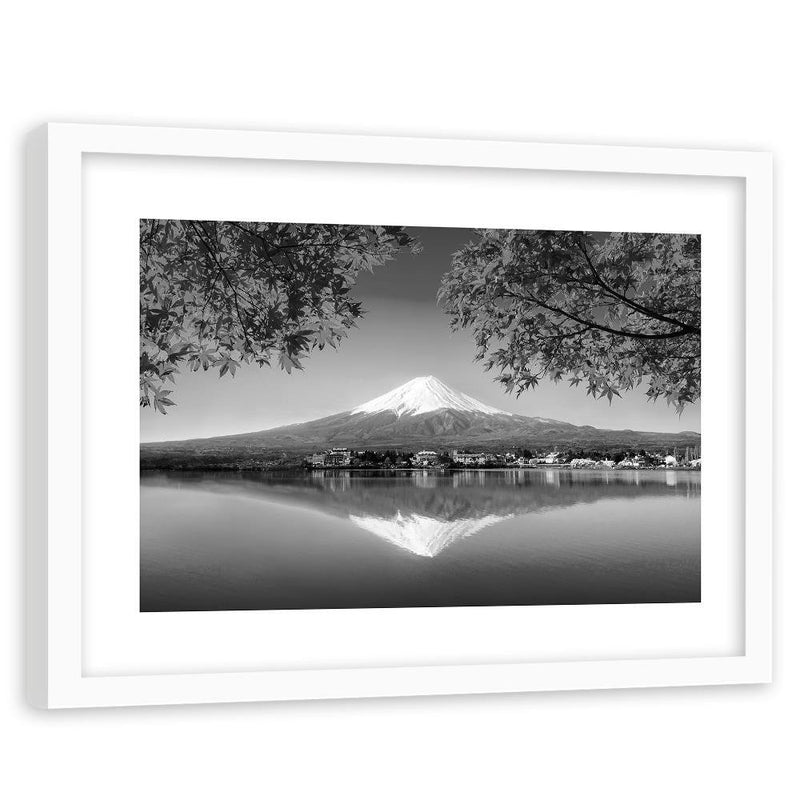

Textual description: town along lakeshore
[140,443,702,472]
[303,445,701,471]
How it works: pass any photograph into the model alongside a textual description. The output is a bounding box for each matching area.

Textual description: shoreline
[140,464,701,473]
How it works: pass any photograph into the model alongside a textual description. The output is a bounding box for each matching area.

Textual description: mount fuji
[141,376,700,468]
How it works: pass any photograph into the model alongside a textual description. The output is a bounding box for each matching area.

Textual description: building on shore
[539,452,562,465]
[326,447,352,466]
[451,451,487,466]
[412,450,440,466]
[308,447,352,468]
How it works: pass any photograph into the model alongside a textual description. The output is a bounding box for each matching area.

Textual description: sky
[141,225,701,442]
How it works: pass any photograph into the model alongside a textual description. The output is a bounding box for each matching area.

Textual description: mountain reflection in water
[141,469,700,611]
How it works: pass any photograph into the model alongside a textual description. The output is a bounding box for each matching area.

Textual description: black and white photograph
[140,220,702,612]
[8,0,793,794]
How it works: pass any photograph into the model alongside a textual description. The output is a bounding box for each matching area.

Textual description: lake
[140,468,701,611]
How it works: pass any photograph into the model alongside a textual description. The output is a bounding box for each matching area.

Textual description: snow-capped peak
[350,376,511,417]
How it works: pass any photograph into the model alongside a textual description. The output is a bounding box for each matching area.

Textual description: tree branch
[188,220,253,351]
[575,239,700,335]
[500,290,692,340]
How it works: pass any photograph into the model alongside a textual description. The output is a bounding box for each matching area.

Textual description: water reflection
[140,468,701,611]
[141,469,700,558]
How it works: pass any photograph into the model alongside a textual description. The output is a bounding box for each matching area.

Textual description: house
[540,452,562,465]
[452,451,487,466]
[308,447,352,467]
[412,450,440,466]
[326,447,352,466]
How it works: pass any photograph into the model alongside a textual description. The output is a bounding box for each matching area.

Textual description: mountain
[141,376,701,468]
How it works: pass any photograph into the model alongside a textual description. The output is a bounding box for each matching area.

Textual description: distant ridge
[141,376,700,468]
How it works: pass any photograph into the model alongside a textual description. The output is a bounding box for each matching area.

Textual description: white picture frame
[26,123,772,708]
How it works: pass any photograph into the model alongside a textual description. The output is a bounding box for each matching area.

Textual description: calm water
[140,469,700,611]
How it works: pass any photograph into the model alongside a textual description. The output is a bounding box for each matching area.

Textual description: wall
[2,2,795,797]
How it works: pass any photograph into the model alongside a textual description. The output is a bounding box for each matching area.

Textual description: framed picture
[26,124,772,708]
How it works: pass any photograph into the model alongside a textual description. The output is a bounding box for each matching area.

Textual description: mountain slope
[141,376,701,468]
